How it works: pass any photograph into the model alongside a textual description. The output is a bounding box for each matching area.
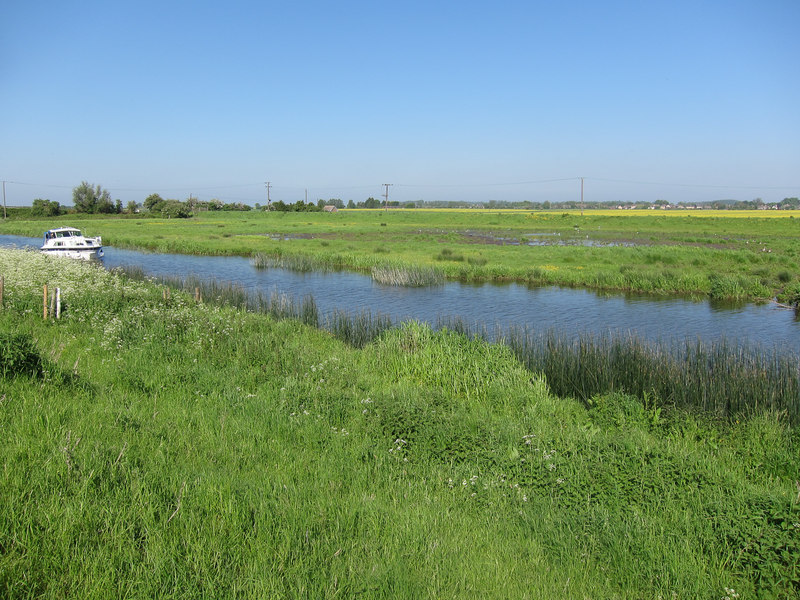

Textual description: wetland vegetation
[1,248,799,598]
[2,208,799,301]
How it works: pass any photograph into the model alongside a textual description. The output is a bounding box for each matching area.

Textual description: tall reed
[322,309,395,348]
[503,327,800,423]
[251,252,330,272]
[120,267,800,423]
[371,265,444,287]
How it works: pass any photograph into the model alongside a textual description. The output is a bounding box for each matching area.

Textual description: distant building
[323,205,338,213]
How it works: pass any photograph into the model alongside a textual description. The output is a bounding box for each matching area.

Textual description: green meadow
[1,249,798,598]
[2,208,799,301]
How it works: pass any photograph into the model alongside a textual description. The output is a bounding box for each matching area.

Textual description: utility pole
[580,177,584,216]
[265,181,272,210]
[382,183,392,212]
[2,181,6,219]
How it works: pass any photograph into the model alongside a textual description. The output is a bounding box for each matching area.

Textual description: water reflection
[2,233,798,351]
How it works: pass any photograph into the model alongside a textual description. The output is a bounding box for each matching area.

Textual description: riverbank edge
[1,220,795,303]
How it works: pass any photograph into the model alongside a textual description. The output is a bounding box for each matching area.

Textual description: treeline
[19,180,800,217]
[26,182,257,219]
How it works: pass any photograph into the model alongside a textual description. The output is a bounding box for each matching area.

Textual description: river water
[3,234,798,352]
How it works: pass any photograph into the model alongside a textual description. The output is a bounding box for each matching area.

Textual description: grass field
[2,209,799,301]
[1,249,798,598]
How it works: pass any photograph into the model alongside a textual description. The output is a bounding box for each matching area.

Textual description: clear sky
[2,0,798,207]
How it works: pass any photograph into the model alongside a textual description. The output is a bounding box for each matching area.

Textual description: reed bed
[120,266,800,424]
[251,251,331,273]
[438,315,800,424]
[117,267,320,327]
[322,308,395,348]
[370,264,444,287]
[3,248,799,598]
[119,267,396,346]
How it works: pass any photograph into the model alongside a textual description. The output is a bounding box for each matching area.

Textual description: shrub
[0,333,43,379]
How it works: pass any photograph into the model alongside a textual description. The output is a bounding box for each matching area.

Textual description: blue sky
[2,0,798,206]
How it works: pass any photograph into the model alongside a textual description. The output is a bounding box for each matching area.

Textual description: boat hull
[41,247,103,260]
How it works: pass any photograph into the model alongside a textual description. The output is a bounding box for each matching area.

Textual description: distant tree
[114,199,123,214]
[364,197,381,209]
[780,197,799,210]
[72,181,114,214]
[221,202,252,211]
[160,200,192,218]
[126,200,139,213]
[143,193,164,211]
[31,198,63,216]
[347,199,355,209]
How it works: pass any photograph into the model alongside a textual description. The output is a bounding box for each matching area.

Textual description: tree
[143,193,164,212]
[126,200,139,213]
[72,181,114,213]
[347,200,355,209]
[160,200,192,218]
[31,198,63,216]
[780,197,799,210]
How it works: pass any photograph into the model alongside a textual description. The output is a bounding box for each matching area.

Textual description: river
[2,234,798,352]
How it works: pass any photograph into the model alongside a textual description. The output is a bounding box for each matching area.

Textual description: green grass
[3,209,800,300]
[1,248,799,598]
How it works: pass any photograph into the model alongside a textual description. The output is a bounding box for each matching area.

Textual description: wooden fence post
[43,284,48,320]
[56,287,61,319]
[0,275,4,308]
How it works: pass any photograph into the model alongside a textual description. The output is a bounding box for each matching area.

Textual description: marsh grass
[370,265,444,287]
[251,251,328,272]
[1,248,799,598]
[6,209,795,299]
[438,318,800,425]
[118,264,800,424]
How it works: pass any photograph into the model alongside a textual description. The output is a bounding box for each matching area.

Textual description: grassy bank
[1,249,798,598]
[2,209,799,301]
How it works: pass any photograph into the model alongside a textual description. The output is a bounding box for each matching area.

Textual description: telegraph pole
[382,183,392,212]
[265,181,272,210]
[2,181,6,219]
[580,177,584,216]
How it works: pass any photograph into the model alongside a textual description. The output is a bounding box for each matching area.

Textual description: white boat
[41,227,103,259]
